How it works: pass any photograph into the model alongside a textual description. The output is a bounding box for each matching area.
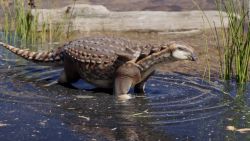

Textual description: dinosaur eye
[178,47,185,51]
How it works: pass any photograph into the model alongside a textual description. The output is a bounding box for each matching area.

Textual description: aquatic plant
[65,0,77,39]
[193,0,250,84]
[214,0,250,84]
[0,0,64,47]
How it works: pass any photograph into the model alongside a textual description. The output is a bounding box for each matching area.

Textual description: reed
[215,0,250,84]
[0,0,64,47]
[193,0,250,84]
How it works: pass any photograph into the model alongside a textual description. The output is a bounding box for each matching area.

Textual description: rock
[31,4,228,33]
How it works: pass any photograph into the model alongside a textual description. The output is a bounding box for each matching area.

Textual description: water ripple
[128,73,233,125]
[0,60,235,140]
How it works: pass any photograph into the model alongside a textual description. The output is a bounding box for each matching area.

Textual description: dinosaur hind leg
[57,70,79,89]
[58,71,79,84]
[58,56,80,85]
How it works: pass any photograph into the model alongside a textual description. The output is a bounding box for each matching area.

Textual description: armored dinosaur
[0,36,197,100]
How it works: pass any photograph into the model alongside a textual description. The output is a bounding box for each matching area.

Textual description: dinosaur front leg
[114,62,141,100]
[134,82,145,94]
[114,76,134,100]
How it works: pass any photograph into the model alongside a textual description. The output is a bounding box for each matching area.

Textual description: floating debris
[43,81,58,87]
[132,109,149,117]
[111,128,117,131]
[75,95,95,99]
[0,123,8,128]
[78,115,90,121]
[226,126,250,133]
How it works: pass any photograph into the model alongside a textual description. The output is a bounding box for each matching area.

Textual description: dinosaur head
[166,42,197,61]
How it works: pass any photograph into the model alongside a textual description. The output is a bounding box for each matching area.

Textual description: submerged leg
[58,70,79,84]
[134,71,154,95]
[114,62,141,100]
[57,71,79,89]
[58,71,69,84]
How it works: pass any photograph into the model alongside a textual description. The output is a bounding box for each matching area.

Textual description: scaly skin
[0,36,197,100]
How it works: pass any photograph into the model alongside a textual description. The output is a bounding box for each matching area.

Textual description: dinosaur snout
[190,53,197,61]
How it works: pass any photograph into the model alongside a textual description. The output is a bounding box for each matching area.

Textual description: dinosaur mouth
[190,54,197,61]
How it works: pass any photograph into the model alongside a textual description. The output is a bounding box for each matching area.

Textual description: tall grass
[15,0,39,44]
[193,0,250,84]
[0,0,64,48]
[215,0,250,84]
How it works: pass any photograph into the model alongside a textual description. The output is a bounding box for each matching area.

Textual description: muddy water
[0,33,249,141]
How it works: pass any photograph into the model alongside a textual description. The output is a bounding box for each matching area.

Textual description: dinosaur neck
[0,41,64,66]
[136,47,176,80]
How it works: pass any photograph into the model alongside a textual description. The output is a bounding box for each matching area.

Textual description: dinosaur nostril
[191,54,197,61]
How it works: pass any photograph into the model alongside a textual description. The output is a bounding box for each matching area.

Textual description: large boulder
[31,4,228,33]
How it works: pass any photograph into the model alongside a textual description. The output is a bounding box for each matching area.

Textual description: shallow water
[0,43,249,141]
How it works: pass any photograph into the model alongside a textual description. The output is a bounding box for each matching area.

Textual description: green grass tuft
[215,0,250,84]
[193,0,250,84]
[0,0,65,48]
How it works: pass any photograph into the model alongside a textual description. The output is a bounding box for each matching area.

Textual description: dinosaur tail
[0,41,64,66]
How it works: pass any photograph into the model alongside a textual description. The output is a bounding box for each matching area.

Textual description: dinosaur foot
[116,94,133,101]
